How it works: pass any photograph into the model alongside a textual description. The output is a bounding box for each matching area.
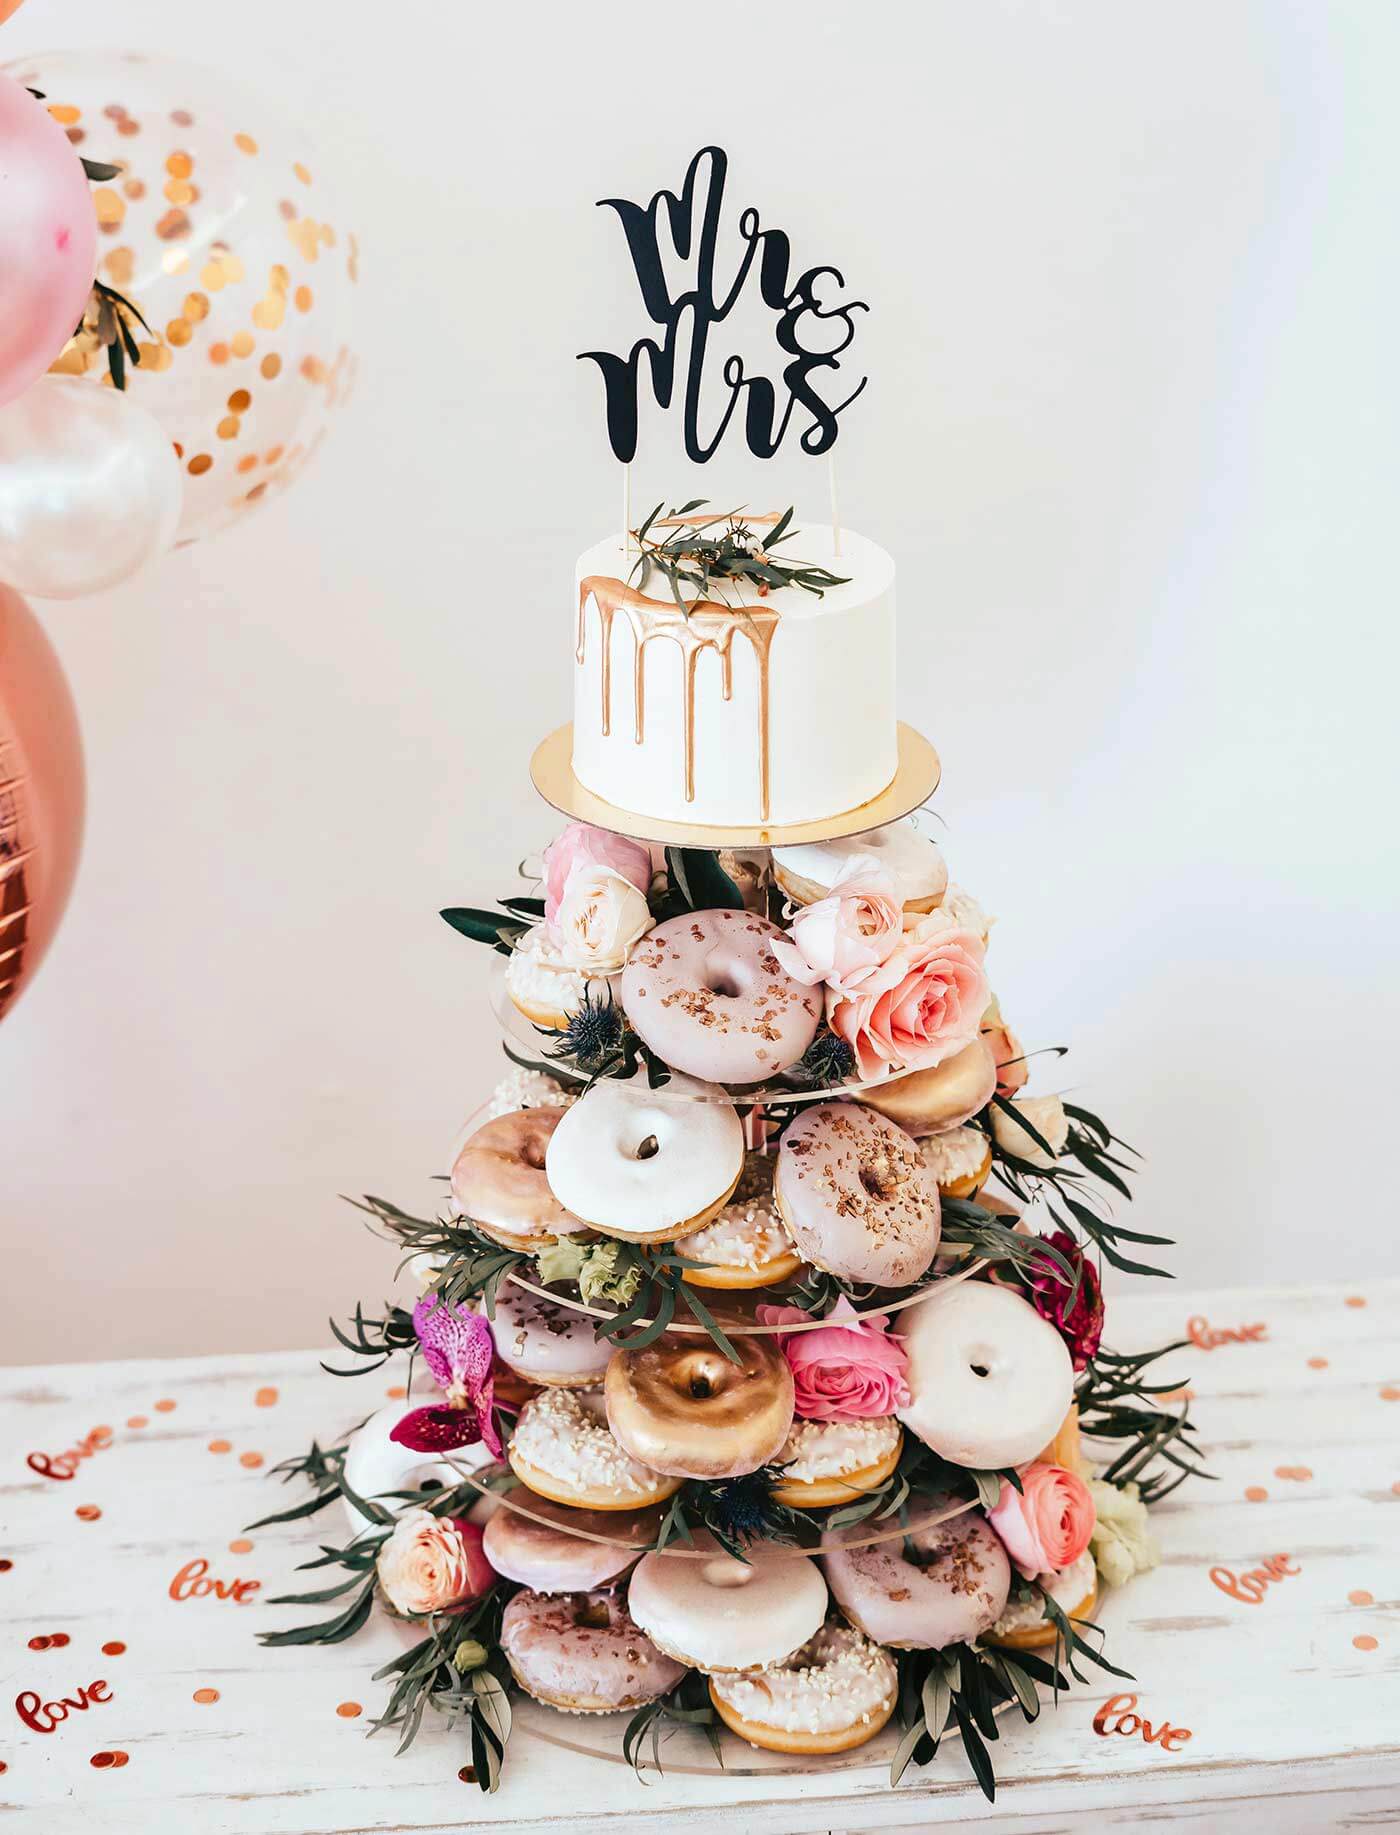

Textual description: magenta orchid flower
[388,1296,502,1459]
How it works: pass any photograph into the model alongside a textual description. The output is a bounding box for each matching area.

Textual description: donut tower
[262,150,1203,1801]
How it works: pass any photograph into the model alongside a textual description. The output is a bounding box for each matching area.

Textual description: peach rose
[553,863,653,971]
[987,1462,1096,1579]
[375,1508,495,1617]
[980,994,1028,1097]
[825,913,989,1081]
[541,823,651,926]
[770,862,903,995]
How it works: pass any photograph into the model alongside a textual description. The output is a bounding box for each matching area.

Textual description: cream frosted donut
[481,1487,662,1593]
[941,883,993,946]
[605,1334,795,1480]
[708,1621,898,1755]
[450,1108,587,1249]
[897,1280,1074,1469]
[773,819,948,914]
[482,1067,577,1121]
[341,1400,497,1538]
[505,922,609,1029]
[545,1067,744,1243]
[499,1587,686,1714]
[775,1102,941,1286]
[821,1501,1011,1648]
[627,1531,829,1673]
[919,1125,992,1198]
[620,911,820,1084]
[986,1548,1098,1650]
[857,1036,997,1138]
[491,1284,612,1388]
[507,1386,681,1511]
[680,1154,801,1289]
[769,1417,903,1510]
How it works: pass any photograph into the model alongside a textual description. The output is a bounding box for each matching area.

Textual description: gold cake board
[530,721,941,849]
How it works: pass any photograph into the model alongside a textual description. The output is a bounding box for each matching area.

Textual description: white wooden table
[2,1281,1397,1834]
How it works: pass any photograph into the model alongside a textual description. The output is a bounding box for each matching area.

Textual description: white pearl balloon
[0,376,181,600]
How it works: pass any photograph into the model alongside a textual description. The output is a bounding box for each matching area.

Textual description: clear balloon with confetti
[3,49,359,547]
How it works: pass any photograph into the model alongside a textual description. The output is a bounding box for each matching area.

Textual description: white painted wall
[3,0,1396,1362]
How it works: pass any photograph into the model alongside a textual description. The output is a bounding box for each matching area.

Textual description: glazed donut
[505,922,609,1030]
[545,1067,744,1244]
[708,1621,898,1754]
[450,1108,587,1250]
[986,1548,1098,1650]
[491,1283,612,1388]
[773,820,947,915]
[606,1333,795,1480]
[680,1153,802,1289]
[499,1587,686,1714]
[897,1280,1074,1469]
[775,1103,941,1286]
[341,1400,497,1538]
[507,1386,681,1511]
[627,1530,829,1673]
[821,1501,1010,1648]
[857,1036,997,1138]
[769,1418,903,1510]
[481,1486,662,1593]
[620,911,820,1084]
[919,1125,992,1198]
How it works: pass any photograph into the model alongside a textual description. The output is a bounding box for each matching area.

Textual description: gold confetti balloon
[2,50,358,547]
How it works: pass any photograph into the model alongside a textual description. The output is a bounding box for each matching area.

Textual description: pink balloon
[0,74,97,407]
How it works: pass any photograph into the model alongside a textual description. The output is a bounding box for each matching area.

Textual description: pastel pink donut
[482,1489,663,1592]
[491,1285,612,1387]
[821,1501,1010,1648]
[498,1587,685,1713]
[775,1102,941,1285]
[621,911,820,1084]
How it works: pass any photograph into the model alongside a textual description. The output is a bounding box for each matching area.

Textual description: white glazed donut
[491,1284,613,1388]
[341,1400,497,1537]
[773,818,948,913]
[626,1530,829,1673]
[545,1067,744,1243]
[896,1280,1074,1469]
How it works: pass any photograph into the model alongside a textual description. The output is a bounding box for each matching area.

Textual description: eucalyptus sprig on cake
[629,501,849,615]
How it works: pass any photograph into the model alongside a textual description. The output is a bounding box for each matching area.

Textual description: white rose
[990,1094,1069,1169]
[553,863,653,971]
[375,1507,484,1616]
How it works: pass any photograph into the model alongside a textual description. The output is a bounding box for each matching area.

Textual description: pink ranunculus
[987,1462,1097,1579]
[541,824,651,927]
[825,913,989,1082]
[770,862,904,995]
[375,1509,496,1616]
[756,1296,911,1420]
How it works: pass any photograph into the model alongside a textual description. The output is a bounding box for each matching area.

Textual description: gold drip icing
[576,578,780,820]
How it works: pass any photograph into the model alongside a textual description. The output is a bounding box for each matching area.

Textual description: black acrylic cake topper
[578,145,868,465]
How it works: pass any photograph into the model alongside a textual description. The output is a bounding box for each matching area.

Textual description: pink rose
[771,863,903,994]
[541,823,651,926]
[987,1462,1097,1579]
[757,1296,911,1419]
[375,1508,496,1616]
[825,913,989,1081]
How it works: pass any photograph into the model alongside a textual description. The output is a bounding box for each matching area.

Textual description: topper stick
[621,462,632,558]
[828,452,843,557]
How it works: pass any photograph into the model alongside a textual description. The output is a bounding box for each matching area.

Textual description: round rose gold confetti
[294,162,312,185]
[216,416,240,440]
[92,187,125,230]
[126,1415,148,1430]
[193,1687,220,1704]
[1274,1465,1313,1482]
[236,454,259,475]
[51,1632,70,1647]
[172,109,194,127]
[208,1439,232,1455]
[208,344,230,366]
[0,1759,7,1773]
[386,1384,406,1400]
[48,104,81,125]
[1244,1486,1268,1503]
[295,285,313,313]
[155,209,190,240]
[1307,1357,1329,1370]
[187,454,213,476]
[234,132,258,155]
[91,1749,128,1767]
[154,1399,177,1413]
[1349,1589,1374,1606]
[1381,1386,1400,1401]
[239,1451,264,1470]
[228,390,252,415]
[278,199,297,222]
[75,1505,102,1521]
[102,1641,126,1656]
[263,444,285,466]
[116,119,139,138]
[1345,1295,1366,1308]
[166,151,193,179]
[28,1636,50,1650]
[123,179,145,200]
[183,292,210,323]
[228,1539,253,1556]
[0,1559,12,1572]
[245,482,268,502]
[231,331,255,359]
[260,353,282,380]
[1354,1634,1379,1651]
[336,1701,361,1719]
[1393,1480,1400,1496]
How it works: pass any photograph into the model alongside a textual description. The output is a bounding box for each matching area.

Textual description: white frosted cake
[572,523,896,828]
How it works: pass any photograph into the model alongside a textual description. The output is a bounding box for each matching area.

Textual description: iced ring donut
[481,1487,662,1593]
[627,1531,829,1673]
[775,1103,941,1286]
[505,922,609,1030]
[858,1036,997,1138]
[821,1501,1010,1648]
[606,1333,794,1479]
[499,1587,685,1713]
[708,1621,898,1754]
[545,1067,743,1244]
[507,1386,681,1511]
[773,819,948,914]
[897,1280,1074,1469]
[341,1400,497,1538]
[680,1153,802,1289]
[491,1284,612,1388]
[769,1417,903,1509]
[450,1108,586,1250]
[919,1125,992,1198]
[985,1548,1098,1650]
[620,911,821,1084]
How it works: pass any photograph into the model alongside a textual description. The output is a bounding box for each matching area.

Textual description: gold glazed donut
[605,1333,795,1479]
[857,1036,998,1137]
[449,1108,586,1249]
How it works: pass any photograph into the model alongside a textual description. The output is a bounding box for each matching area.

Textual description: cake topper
[579,145,868,466]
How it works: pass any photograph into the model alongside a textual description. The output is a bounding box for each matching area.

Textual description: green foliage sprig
[622,1672,723,1777]
[630,502,848,616]
[345,1194,529,1316]
[1077,1341,1214,1504]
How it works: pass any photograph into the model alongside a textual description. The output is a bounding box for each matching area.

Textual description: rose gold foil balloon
[0,585,85,1024]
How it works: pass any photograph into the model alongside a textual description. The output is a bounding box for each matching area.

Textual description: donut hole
[573,1599,612,1631]
[702,946,753,1000]
[858,1151,901,1202]
[521,1137,548,1171]
[633,1134,660,1161]
[966,1342,996,1381]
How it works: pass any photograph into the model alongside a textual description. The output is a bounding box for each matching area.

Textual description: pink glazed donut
[821,1501,1011,1648]
[482,1488,663,1593]
[498,1587,685,1714]
[621,911,821,1084]
[775,1102,941,1286]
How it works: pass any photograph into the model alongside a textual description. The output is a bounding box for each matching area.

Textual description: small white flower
[990,1094,1069,1169]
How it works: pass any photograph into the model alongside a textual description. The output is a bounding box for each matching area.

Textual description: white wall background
[3,0,1397,1363]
